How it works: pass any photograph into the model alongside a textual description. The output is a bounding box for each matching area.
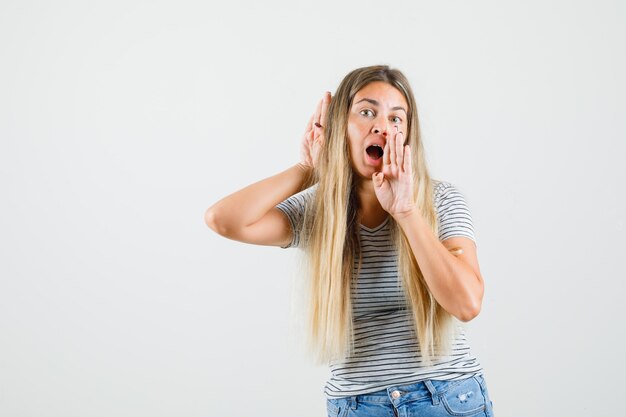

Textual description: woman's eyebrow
[354,98,407,115]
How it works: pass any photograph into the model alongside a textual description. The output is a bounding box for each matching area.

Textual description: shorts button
[391,390,401,399]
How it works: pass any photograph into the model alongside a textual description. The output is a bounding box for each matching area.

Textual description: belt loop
[424,380,440,406]
[349,395,358,410]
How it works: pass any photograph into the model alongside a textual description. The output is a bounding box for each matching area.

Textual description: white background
[1,1,624,416]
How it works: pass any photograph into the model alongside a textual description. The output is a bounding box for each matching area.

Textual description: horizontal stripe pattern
[276,180,482,399]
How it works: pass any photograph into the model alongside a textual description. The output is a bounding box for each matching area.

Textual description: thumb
[372,172,383,187]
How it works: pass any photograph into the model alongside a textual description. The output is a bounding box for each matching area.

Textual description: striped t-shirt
[276,180,483,399]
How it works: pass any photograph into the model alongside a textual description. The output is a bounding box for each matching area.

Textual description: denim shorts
[326,374,495,417]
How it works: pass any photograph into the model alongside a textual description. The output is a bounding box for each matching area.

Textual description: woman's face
[347,81,409,179]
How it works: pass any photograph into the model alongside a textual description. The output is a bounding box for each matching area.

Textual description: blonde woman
[205,65,495,417]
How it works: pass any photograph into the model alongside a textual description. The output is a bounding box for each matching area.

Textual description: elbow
[456,290,483,322]
[456,302,481,322]
[204,206,229,235]
[456,275,484,322]
[204,208,214,228]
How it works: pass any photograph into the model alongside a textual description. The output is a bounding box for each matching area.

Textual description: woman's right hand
[300,91,331,170]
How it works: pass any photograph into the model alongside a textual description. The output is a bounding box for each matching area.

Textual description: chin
[350,158,378,179]
[351,167,375,180]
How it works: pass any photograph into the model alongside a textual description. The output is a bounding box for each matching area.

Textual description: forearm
[393,209,482,321]
[205,163,313,231]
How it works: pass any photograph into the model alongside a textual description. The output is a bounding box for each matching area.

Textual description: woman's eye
[360,109,374,117]
[391,116,402,123]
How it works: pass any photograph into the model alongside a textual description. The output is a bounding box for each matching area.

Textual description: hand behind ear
[299,92,331,169]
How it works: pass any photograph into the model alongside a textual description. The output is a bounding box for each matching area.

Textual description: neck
[356,179,377,207]
[355,178,387,222]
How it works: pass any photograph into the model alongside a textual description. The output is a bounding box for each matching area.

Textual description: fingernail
[314,122,322,128]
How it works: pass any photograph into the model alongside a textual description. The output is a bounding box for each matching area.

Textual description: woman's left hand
[372,127,416,218]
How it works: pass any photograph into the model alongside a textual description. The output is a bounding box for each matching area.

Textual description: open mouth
[366,145,384,160]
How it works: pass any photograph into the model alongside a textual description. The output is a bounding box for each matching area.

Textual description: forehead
[352,81,408,108]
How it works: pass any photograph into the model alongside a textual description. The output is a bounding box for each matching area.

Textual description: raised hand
[300,91,331,169]
[372,126,415,217]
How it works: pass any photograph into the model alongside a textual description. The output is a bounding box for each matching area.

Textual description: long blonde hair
[298,65,456,366]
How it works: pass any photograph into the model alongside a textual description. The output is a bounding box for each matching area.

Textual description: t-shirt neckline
[359,216,390,232]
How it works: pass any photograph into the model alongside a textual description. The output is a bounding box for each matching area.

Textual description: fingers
[303,92,331,169]
[396,130,404,169]
[304,114,314,146]
[307,127,314,145]
[383,128,408,172]
[313,97,322,128]
[403,143,411,173]
[383,139,391,166]
[314,92,331,146]
[372,172,384,188]
[320,91,331,128]
[389,133,397,167]
[313,91,331,127]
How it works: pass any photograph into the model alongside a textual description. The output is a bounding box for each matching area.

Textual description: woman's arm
[394,210,484,322]
[204,163,312,246]
[373,128,483,321]
[204,91,331,247]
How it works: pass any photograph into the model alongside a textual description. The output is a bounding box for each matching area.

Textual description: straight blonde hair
[298,65,456,366]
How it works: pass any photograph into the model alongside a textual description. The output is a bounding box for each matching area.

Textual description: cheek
[347,120,358,138]
[347,137,359,159]
[346,126,360,151]
[401,123,410,142]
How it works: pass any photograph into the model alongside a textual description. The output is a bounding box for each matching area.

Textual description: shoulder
[277,184,318,209]
[294,183,319,199]
[432,180,474,221]
[431,179,477,243]
[275,184,318,249]
[432,179,459,205]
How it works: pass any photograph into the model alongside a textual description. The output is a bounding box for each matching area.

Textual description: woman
[205,65,495,417]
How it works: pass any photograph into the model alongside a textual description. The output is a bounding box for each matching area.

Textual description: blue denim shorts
[326,374,494,417]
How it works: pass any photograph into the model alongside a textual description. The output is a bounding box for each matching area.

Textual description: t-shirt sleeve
[275,185,316,249]
[434,181,477,246]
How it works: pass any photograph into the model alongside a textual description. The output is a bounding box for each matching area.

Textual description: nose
[372,111,393,138]
[372,124,389,137]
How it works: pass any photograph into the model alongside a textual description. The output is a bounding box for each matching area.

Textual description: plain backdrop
[1,1,624,416]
